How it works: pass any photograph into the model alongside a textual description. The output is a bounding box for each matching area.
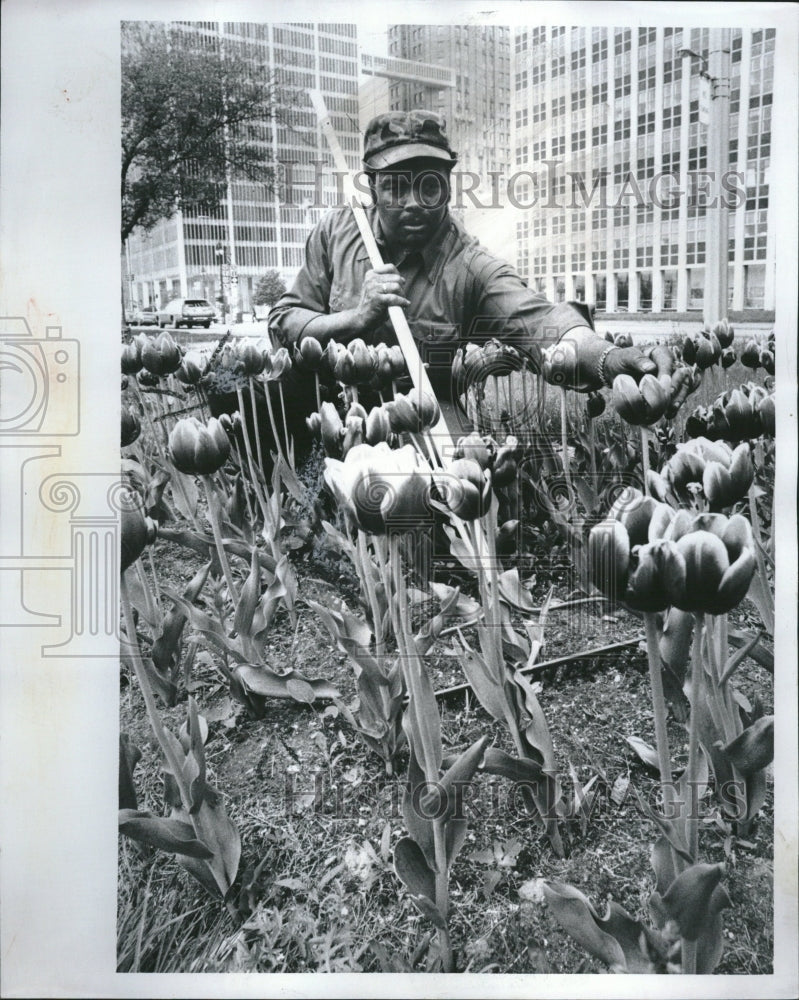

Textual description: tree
[121,22,286,243]
[253,270,287,307]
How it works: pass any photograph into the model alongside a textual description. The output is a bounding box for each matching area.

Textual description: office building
[512,26,775,314]
[125,21,361,315]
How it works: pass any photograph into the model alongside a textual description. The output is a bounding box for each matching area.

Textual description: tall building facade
[125,21,361,315]
[512,26,775,314]
[387,25,512,190]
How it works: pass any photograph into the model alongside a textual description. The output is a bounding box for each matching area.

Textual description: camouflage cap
[363,110,458,170]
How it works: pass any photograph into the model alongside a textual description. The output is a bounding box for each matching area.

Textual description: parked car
[157,298,215,329]
[133,307,159,327]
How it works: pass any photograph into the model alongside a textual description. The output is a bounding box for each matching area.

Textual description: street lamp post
[682,29,732,327]
[215,241,226,324]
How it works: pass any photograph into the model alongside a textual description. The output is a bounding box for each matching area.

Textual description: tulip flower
[168,416,231,476]
[490,442,519,488]
[723,388,757,441]
[495,519,520,556]
[608,486,675,547]
[661,513,756,615]
[680,336,697,365]
[121,406,141,447]
[611,373,670,425]
[263,346,292,381]
[386,388,440,433]
[702,443,754,509]
[374,344,395,385]
[455,432,492,469]
[720,347,737,369]
[176,351,208,385]
[296,335,324,371]
[324,442,433,535]
[349,338,377,384]
[433,458,491,521]
[141,332,182,377]
[759,350,775,376]
[740,340,760,369]
[586,392,605,418]
[121,340,143,375]
[365,406,391,445]
[693,336,715,370]
[757,393,775,436]
[121,500,158,573]
[712,318,735,349]
[387,345,407,378]
[341,413,365,457]
[236,340,265,377]
[319,401,344,456]
[306,412,321,437]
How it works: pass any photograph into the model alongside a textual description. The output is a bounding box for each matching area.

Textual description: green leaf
[119,734,141,811]
[171,469,199,521]
[719,629,764,685]
[233,547,261,637]
[625,735,660,772]
[497,568,537,610]
[402,742,435,870]
[394,837,446,929]
[456,640,508,722]
[421,734,490,823]
[728,629,773,673]
[662,862,731,941]
[649,837,677,900]
[543,881,635,971]
[118,809,213,859]
[722,716,774,776]
[285,677,317,705]
[634,788,692,862]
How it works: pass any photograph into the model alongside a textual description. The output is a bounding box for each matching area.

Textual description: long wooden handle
[309,90,455,456]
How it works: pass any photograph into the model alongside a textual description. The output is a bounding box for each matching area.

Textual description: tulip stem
[277,382,294,467]
[433,820,454,972]
[560,388,575,512]
[262,380,287,469]
[588,416,597,483]
[686,617,704,863]
[640,427,651,495]
[747,484,774,634]
[314,372,322,412]
[643,613,674,803]
[247,379,267,479]
[235,387,269,530]
[201,475,240,606]
[121,574,191,813]
[357,530,384,657]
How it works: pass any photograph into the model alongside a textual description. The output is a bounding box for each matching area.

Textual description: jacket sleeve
[268,216,333,349]
[463,249,595,372]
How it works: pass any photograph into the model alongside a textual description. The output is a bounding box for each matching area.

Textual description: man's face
[371,158,452,250]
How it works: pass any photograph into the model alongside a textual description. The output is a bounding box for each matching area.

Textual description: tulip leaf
[542,880,629,971]
[118,809,214,860]
[171,469,199,522]
[421,734,490,823]
[233,548,262,637]
[479,747,544,784]
[624,735,660,772]
[455,640,508,722]
[119,734,141,811]
[727,630,773,672]
[649,836,678,899]
[722,716,774,776]
[661,862,730,941]
[719,630,764,685]
[633,788,692,862]
[393,836,437,904]
[402,743,436,869]
[497,568,537,611]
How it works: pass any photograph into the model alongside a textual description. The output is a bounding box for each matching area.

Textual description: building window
[551,135,566,156]
[592,82,608,105]
[514,30,528,53]
[592,122,608,146]
[613,116,631,141]
[551,55,566,77]
[552,214,566,235]
[592,36,608,61]
[613,240,630,269]
[552,96,566,117]
[571,47,586,73]
[533,216,547,237]
[531,63,545,86]
[592,249,607,270]
[532,102,546,123]
[613,29,631,56]
[571,130,586,152]
[614,74,631,99]
[515,108,529,128]
[571,89,586,112]
[638,110,656,134]
[638,27,657,45]
[514,70,528,91]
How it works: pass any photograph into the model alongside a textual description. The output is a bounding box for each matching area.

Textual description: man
[269,110,686,429]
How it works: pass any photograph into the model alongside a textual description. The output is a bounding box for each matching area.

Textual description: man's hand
[354,264,411,335]
[605,343,693,417]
